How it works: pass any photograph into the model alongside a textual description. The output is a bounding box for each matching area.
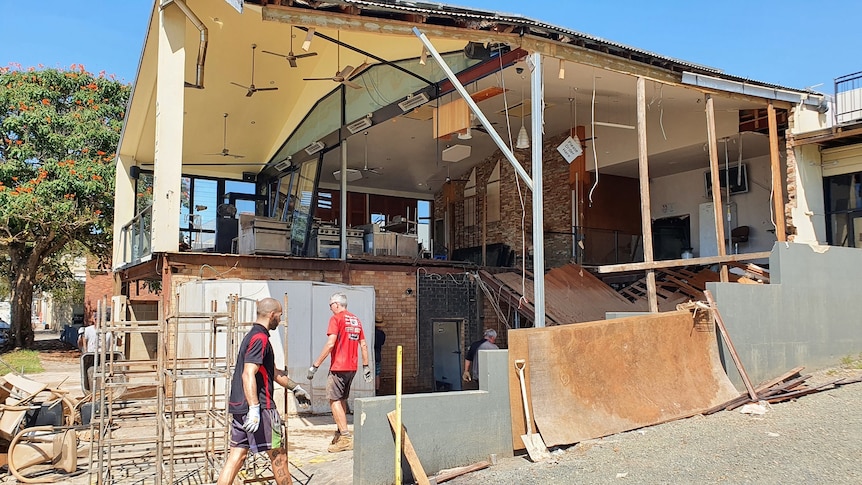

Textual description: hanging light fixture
[301,27,315,52]
[516,75,530,149]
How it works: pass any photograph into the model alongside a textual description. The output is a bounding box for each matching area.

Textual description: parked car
[0,318,11,347]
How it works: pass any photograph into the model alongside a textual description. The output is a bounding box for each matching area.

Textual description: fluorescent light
[305,140,325,155]
[398,93,430,112]
[593,121,635,130]
[558,59,565,80]
[301,27,315,52]
[346,115,372,134]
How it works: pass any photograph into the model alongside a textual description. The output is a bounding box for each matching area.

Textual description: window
[486,161,501,223]
[825,172,862,248]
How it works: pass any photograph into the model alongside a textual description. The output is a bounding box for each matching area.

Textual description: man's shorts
[327,371,356,401]
[229,408,282,453]
[375,360,382,376]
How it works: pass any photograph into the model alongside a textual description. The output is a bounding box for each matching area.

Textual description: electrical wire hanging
[588,75,600,206]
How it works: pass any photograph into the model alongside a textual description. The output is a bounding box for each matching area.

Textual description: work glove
[307,365,318,381]
[293,385,311,406]
[363,365,373,383]
[242,404,260,433]
[462,370,472,382]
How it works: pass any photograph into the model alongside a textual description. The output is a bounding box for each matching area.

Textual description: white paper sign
[557,136,583,163]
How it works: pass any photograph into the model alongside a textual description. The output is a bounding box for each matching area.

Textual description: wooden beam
[637,77,657,313]
[705,94,729,282]
[767,101,787,241]
[595,251,772,273]
[387,411,430,485]
[704,290,757,401]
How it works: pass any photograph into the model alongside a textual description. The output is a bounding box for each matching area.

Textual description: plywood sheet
[511,311,738,448]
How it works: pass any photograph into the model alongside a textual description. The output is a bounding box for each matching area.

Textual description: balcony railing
[120,204,152,265]
[835,71,862,125]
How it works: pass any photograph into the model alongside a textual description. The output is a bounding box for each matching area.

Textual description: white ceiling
[124,1,770,198]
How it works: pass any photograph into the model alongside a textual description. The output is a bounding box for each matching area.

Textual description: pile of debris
[706,366,862,414]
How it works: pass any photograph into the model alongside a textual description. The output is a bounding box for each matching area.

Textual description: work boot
[327,433,353,453]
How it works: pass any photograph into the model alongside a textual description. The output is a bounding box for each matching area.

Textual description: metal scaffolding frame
[89,294,241,484]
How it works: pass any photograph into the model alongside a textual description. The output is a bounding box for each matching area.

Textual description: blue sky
[3,0,860,93]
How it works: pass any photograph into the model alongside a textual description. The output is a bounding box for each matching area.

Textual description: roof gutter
[160,0,207,89]
[682,72,826,109]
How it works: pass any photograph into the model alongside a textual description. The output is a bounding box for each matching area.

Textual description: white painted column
[530,53,546,328]
[151,3,186,253]
[112,153,137,269]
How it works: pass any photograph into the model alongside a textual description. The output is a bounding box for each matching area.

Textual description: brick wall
[434,130,574,270]
[155,257,474,394]
[84,256,113,325]
[350,269,418,394]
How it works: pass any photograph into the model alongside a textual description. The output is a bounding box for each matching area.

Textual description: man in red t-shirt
[307,292,371,453]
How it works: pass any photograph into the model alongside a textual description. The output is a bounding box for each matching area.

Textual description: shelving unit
[90,294,241,484]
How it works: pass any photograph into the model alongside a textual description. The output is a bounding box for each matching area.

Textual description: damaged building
[82,0,862,483]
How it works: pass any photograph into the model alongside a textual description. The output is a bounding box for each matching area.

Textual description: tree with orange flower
[0,65,129,348]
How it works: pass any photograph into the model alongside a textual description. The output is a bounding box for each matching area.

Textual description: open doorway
[652,215,691,260]
[432,319,463,391]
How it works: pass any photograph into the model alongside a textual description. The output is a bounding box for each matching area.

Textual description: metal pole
[340,136,348,259]
[529,53,546,328]
[412,28,533,190]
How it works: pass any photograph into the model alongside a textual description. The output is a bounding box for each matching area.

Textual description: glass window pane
[831,213,851,247]
[289,157,321,255]
[828,174,853,212]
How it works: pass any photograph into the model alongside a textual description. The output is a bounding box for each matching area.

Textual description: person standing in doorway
[307,292,371,453]
[374,314,386,393]
[217,298,311,485]
[462,329,499,386]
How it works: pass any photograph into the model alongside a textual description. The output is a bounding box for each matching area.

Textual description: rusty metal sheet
[519,311,738,447]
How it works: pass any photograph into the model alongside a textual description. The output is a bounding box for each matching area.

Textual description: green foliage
[0,65,128,254]
[840,353,862,370]
[0,64,129,346]
[0,350,44,374]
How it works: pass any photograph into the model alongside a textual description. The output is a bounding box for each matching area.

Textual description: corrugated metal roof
[323,0,814,94]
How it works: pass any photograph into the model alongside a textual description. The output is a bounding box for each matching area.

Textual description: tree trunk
[9,244,36,348]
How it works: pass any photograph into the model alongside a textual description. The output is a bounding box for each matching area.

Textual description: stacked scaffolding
[90,294,242,484]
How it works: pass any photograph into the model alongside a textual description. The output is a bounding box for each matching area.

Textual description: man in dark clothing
[374,314,386,392]
[463,328,499,385]
[217,297,310,485]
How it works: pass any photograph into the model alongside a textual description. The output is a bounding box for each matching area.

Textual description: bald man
[217,298,310,485]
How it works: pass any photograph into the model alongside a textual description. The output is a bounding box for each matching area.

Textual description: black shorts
[229,408,282,453]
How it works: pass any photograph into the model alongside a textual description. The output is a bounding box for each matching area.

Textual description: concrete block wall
[417,272,480,391]
[354,349,513,485]
[710,242,862,386]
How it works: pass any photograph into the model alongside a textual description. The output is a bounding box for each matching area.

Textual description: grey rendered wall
[709,242,862,386]
[353,349,513,485]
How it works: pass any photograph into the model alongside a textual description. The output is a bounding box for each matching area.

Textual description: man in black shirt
[217,298,310,485]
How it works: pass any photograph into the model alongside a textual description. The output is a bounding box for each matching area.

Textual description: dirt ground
[0,331,353,485]
[5,332,861,485]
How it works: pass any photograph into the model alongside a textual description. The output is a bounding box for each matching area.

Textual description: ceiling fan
[231,44,278,97]
[262,26,318,68]
[303,32,368,90]
[206,113,245,158]
[428,165,471,186]
[357,131,383,174]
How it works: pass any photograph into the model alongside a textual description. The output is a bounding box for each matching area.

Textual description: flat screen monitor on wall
[705,163,748,197]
